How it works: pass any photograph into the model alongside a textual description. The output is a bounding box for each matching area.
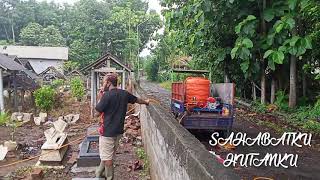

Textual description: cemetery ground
[0,92,148,180]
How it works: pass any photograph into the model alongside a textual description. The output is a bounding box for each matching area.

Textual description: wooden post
[13,71,17,109]
[107,59,111,68]
[91,70,97,117]
[122,68,126,90]
[0,68,4,113]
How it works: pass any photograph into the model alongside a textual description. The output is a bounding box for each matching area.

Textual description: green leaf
[278,46,287,52]
[288,0,298,10]
[235,24,241,34]
[304,37,312,49]
[231,47,238,59]
[229,0,235,3]
[289,46,298,55]
[290,36,300,46]
[247,15,256,21]
[268,59,276,70]
[263,50,274,59]
[263,9,274,22]
[242,38,253,48]
[240,61,250,72]
[285,18,295,29]
[274,51,284,64]
[275,23,284,33]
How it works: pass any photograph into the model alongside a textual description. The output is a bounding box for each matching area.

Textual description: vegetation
[0,0,162,69]
[34,86,56,112]
[0,112,10,126]
[51,79,65,89]
[70,77,85,101]
[135,147,150,177]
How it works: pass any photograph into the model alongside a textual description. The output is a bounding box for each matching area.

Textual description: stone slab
[70,164,97,173]
[0,145,8,160]
[4,141,17,151]
[41,133,67,150]
[53,119,68,133]
[86,124,99,136]
[39,144,68,162]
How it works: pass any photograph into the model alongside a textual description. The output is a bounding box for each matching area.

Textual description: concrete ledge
[135,86,239,180]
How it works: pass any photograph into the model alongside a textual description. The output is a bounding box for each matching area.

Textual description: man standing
[95,73,149,180]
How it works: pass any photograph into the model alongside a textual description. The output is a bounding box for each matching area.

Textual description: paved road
[139,78,320,180]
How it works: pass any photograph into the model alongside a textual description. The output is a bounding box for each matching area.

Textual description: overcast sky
[38,0,162,57]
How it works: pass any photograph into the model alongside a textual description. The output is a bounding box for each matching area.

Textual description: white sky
[39,0,162,57]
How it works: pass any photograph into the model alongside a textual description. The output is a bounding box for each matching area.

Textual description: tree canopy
[0,0,162,68]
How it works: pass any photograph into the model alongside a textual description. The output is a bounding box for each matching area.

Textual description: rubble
[30,168,43,180]
[123,116,142,146]
[4,140,17,151]
[34,117,42,126]
[59,114,80,124]
[0,145,8,161]
[11,112,33,123]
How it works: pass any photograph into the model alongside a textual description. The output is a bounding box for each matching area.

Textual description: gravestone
[39,119,68,164]
[77,124,101,167]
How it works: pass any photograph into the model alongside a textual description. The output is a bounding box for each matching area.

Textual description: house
[0,45,68,74]
[0,53,39,112]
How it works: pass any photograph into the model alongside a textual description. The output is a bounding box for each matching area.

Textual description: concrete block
[41,133,67,150]
[4,141,17,151]
[11,112,21,121]
[44,127,56,143]
[0,145,8,160]
[30,168,43,180]
[39,112,47,122]
[34,117,42,125]
[71,114,80,124]
[53,119,67,133]
[64,114,74,124]
[39,145,68,162]
[22,113,33,122]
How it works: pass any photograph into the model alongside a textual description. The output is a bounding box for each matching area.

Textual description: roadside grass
[250,101,320,134]
[159,81,171,90]
[256,120,292,134]
[135,147,150,178]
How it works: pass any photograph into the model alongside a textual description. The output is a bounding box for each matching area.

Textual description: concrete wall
[135,86,239,180]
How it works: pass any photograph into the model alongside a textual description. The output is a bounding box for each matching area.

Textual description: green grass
[159,81,172,90]
[135,147,150,178]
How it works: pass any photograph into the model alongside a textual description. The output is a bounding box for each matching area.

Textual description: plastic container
[185,77,210,104]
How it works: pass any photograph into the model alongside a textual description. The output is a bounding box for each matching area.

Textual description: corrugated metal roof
[28,59,63,74]
[0,53,25,71]
[0,45,68,60]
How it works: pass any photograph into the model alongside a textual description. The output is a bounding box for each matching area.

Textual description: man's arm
[136,98,150,105]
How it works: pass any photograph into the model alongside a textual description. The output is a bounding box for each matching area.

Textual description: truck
[170,69,235,136]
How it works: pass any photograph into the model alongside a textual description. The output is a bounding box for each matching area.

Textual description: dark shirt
[95,88,137,137]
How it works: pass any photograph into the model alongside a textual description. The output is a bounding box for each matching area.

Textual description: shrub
[34,86,55,111]
[274,90,289,111]
[70,77,85,101]
[51,79,64,89]
[0,112,9,126]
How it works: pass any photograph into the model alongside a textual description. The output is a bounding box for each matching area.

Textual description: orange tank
[185,77,210,105]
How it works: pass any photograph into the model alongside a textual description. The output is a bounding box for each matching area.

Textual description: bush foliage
[34,86,55,111]
[70,77,85,101]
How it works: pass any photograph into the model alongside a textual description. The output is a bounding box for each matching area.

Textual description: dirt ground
[140,79,320,180]
[0,93,149,180]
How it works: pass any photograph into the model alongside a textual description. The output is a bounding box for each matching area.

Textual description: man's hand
[136,98,150,105]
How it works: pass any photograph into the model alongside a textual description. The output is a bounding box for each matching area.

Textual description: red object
[172,82,185,102]
[207,97,216,103]
[185,77,210,104]
[197,102,206,108]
